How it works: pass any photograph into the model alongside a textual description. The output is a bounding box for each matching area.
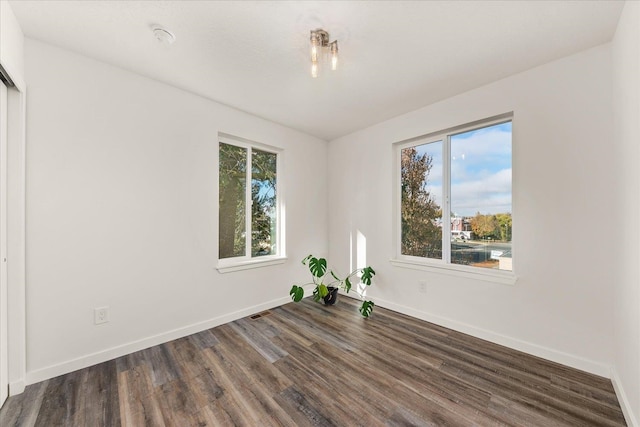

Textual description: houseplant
[289,254,376,317]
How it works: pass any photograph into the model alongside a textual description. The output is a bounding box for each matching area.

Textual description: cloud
[451,126,511,182]
[450,124,512,215]
[406,122,512,216]
[451,168,512,216]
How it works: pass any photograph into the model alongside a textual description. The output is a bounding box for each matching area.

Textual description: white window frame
[391,113,516,285]
[216,134,286,273]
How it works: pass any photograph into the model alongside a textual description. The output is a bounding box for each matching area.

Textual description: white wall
[329,44,615,376]
[612,1,640,425]
[23,39,328,382]
[0,0,24,87]
[16,10,638,423]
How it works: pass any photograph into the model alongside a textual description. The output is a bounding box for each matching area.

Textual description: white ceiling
[9,0,625,140]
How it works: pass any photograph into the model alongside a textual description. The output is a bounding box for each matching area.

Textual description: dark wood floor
[0,297,627,426]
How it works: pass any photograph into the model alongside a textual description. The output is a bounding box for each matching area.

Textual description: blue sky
[414,122,512,217]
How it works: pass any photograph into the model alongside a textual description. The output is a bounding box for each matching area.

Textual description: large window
[218,136,281,266]
[397,116,513,274]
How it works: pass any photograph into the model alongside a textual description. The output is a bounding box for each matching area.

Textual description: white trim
[373,297,610,377]
[7,84,26,396]
[245,147,252,257]
[216,256,287,273]
[217,133,284,266]
[2,73,26,396]
[1,78,8,408]
[218,133,281,154]
[390,258,517,285]
[392,113,514,275]
[392,145,401,261]
[611,366,639,427]
[25,295,293,385]
[9,379,24,396]
[442,136,452,263]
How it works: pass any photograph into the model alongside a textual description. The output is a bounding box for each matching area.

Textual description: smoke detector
[152,26,176,45]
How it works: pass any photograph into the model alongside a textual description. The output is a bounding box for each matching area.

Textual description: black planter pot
[323,287,339,305]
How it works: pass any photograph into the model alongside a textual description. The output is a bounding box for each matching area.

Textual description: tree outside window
[219,141,278,260]
[399,119,512,271]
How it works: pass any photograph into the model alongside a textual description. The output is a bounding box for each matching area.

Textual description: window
[395,115,513,279]
[218,135,283,270]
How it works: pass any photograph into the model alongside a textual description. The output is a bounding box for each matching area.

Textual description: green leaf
[318,284,329,298]
[330,270,340,281]
[344,277,352,293]
[359,300,375,318]
[289,285,304,302]
[308,257,327,278]
[312,284,329,302]
[301,254,313,265]
[361,266,376,286]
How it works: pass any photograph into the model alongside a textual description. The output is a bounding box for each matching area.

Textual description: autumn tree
[401,147,442,258]
[470,212,500,240]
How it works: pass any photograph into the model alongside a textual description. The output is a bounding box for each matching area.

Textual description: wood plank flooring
[0,297,627,426]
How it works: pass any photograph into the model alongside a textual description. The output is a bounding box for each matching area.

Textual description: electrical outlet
[94,306,109,325]
[419,281,427,293]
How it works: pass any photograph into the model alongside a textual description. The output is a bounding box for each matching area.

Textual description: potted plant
[289,254,376,317]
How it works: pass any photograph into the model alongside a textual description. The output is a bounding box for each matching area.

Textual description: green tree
[219,143,247,258]
[495,213,512,242]
[401,147,442,258]
[251,149,277,256]
[219,144,278,259]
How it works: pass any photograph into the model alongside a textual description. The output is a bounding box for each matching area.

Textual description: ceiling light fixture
[152,26,176,45]
[310,28,338,78]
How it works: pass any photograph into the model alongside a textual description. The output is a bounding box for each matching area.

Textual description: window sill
[389,258,517,285]
[216,256,287,274]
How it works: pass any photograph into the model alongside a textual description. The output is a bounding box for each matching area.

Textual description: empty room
[0,0,638,425]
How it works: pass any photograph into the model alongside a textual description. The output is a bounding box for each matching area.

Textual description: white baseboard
[373,297,611,378]
[23,293,618,398]
[9,379,25,396]
[611,366,639,427]
[25,296,292,386]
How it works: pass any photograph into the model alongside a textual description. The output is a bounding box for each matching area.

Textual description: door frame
[0,74,8,407]
[0,61,27,399]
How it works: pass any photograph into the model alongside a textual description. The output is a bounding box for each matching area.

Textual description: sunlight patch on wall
[357,230,367,297]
